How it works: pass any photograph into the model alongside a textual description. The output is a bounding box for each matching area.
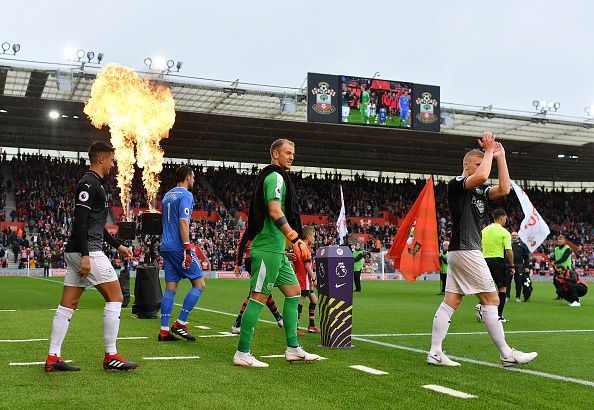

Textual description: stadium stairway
[1,163,16,219]
[1,165,19,269]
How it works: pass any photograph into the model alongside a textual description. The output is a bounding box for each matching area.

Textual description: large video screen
[340,76,412,129]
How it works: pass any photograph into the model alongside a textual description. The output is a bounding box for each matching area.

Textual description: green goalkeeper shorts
[250,250,297,294]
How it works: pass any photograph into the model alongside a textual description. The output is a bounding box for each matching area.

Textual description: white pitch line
[0,338,48,343]
[0,309,16,312]
[143,356,200,360]
[197,333,238,338]
[195,325,211,330]
[28,278,594,387]
[350,365,389,375]
[260,354,328,360]
[351,336,594,388]
[117,336,148,340]
[353,329,594,337]
[423,384,477,399]
[10,360,73,366]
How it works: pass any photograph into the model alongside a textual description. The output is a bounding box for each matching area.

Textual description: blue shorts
[162,250,204,283]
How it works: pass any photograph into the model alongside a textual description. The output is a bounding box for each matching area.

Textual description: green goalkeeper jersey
[360,91,370,107]
[250,172,287,254]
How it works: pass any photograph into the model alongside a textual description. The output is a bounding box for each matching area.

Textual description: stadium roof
[1,61,593,181]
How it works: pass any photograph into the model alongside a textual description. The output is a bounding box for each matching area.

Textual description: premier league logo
[335,262,347,278]
[311,82,336,115]
[415,92,438,124]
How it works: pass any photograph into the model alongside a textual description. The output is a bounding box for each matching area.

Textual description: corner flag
[386,176,440,281]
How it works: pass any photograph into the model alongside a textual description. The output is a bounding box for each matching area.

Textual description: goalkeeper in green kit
[233,139,320,367]
[359,82,370,124]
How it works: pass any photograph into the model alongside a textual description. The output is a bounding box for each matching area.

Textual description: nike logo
[430,354,442,364]
[335,283,347,288]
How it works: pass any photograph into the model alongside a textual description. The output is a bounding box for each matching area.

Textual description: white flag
[337,186,348,245]
[510,180,550,252]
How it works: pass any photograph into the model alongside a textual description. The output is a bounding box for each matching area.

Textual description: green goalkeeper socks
[237,299,264,353]
[283,295,300,348]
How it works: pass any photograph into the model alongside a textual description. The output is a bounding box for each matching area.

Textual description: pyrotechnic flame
[84,64,175,218]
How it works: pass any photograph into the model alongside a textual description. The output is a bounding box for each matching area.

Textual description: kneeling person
[554,266,588,307]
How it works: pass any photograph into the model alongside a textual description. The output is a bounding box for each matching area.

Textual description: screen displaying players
[340,76,412,129]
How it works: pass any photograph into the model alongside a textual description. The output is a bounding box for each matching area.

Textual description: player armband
[274,216,288,229]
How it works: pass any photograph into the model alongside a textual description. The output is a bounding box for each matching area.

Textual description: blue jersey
[161,187,194,252]
[399,96,410,113]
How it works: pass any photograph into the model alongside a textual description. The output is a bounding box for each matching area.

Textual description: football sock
[160,289,176,330]
[237,299,264,353]
[429,302,454,356]
[482,304,513,357]
[178,286,203,323]
[103,302,121,355]
[49,305,74,357]
[308,302,316,327]
[234,297,250,327]
[498,292,507,318]
[283,295,300,348]
[297,303,303,321]
[266,295,281,321]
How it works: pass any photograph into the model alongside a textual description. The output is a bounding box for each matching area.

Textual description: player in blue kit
[158,165,205,342]
[398,89,411,127]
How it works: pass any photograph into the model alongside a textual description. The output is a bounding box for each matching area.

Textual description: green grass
[0,276,593,409]
[344,110,409,127]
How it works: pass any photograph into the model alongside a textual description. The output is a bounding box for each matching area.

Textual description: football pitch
[1,276,593,409]
[343,111,409,128]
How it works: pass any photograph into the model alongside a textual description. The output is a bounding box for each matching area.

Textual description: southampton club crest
[415,92,439,124]
[311,81,336,115]
[406,220,422,255]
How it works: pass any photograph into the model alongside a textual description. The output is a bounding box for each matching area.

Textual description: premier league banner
[412,83,441,132]
[316,246,353,348]
[306,73,340,124]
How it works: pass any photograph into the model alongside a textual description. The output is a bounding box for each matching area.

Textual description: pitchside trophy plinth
[315,246,354,348]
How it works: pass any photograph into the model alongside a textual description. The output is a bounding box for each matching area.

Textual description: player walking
[44,141,137,372]
[427,132,537,368]
[233,139,320,367]
[158,166,205,342]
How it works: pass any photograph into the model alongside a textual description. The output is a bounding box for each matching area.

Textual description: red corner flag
[386,176,440,281]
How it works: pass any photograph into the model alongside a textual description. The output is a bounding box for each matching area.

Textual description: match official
[482,208,514,322]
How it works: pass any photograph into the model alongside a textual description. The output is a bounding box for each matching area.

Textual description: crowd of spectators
[1,156,592,275]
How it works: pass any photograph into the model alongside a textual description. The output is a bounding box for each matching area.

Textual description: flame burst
[84,64,175,218]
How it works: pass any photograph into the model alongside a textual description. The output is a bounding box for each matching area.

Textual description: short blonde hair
[302,225,315,239]
[270,139,295,157]
[463,148,484,164]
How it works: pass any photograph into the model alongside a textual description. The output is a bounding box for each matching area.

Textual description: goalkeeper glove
[182,243,193,270]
